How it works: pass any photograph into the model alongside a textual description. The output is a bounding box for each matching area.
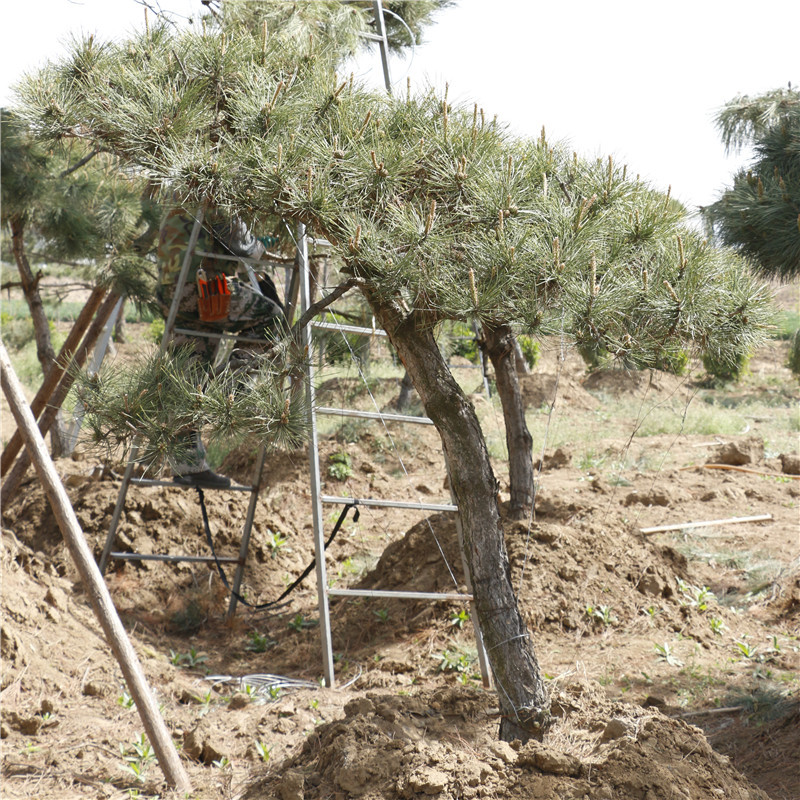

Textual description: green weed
[449,609,470,629]
[245,631,276,653]
[169,647,208,668]
[120,733,155,782]
[327,451,353,481]
[265,529,289,557]
[254,741,271,762]
[653,642,683,667]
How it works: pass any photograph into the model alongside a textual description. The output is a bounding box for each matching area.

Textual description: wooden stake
[1,285,106,477]
[680,463,800,480]
[640,514,772,535]
[1,291,121,507]
[0,341,192,795]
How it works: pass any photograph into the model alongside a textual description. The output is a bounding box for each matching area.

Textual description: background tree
[1,110,159,453]
[16,4,771,741]
[704,86,800,280]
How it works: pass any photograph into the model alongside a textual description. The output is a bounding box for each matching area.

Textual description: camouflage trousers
[156,276,284,475]
[156,276,284,363]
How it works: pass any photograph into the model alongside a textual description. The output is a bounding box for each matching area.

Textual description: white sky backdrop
[2,0,798,216]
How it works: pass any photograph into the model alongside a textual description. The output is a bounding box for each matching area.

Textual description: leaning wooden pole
[0,341,192,795]
[1,284,107,477]
[1,291,120,508]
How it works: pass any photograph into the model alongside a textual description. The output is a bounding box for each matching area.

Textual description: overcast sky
[3,0,797,216]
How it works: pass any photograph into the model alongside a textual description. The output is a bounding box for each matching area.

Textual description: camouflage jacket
[156,208,265,287]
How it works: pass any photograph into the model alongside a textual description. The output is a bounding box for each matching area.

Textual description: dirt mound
[351,508,715,640]
[519,373,598,411]
[244,683,769,800]
[0,458,320,626]
[581,367,688,398]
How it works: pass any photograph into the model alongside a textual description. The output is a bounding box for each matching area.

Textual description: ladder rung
[130,478,254,493]
[359,31,384,42]
[311,321,387,337]
[172,327,270,345]
[316,407,433,425]
[109,553,241,564]
[328,588,472,602]
[321,495,457,512]
[194,249,264,267]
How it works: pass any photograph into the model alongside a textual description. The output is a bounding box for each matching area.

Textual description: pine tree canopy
[705,87,800,280]
[15,4,771,369]
[1,109,158,302]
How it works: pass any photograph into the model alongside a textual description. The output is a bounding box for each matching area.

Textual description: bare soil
[1,323,798,800]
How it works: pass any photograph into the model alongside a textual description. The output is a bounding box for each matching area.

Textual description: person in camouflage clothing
[156,207,285,488]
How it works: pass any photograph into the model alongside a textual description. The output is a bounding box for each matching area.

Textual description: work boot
[172,469,232,490]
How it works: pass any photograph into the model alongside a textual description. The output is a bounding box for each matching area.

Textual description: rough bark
[484,322,534,516]
[366,292,549,742]
[9,216,65,455]
[395,369,415,411]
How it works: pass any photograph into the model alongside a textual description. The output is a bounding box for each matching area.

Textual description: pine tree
[704,86,800,280]
[15,5,771,741]
[1,110,157,453]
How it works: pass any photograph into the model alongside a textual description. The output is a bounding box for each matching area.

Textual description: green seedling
[327,451,352,481]
[373,608,389,623]
[254,741,271,763]
[709,617,725,635]
[449,609,470,629]
[245,631,276,653]
[120,733,155,782]
[654,642,683,667]
[437,649,472,673]
[734,640,760,660]
[287,613,316,632]
[170,647,208,668]
[677,579,717,611]
[265,529,288,557]
[288,613,306,632]
[212,756,231,770]
[117,691,135,709]
[586,604,617,626]
[242,683,258,699]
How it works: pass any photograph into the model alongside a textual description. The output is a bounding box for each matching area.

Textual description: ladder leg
[226,445,268,619]
[100,445,139,573]
[299,222,336,688]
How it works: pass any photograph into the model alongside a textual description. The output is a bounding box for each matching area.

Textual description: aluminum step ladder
[297,225,491,689]
[98,206,280,619]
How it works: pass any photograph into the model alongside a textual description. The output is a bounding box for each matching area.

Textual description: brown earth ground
[2,304,799,799]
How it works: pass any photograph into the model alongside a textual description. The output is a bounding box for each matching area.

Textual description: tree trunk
[366,292,549,742]
[395,369,414,411]
[484,322,534,516]
[9,216,65,455]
